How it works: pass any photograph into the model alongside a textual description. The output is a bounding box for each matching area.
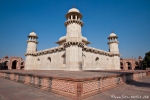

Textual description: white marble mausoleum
[25,8,120,71]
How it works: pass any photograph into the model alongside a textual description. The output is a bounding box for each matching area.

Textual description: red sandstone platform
[0,70,149,100]
[0,70,148,79]
[0,76,150,100]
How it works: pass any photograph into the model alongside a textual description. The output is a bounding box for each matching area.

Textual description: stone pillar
[75,15,77,20]
[71,15,73,20]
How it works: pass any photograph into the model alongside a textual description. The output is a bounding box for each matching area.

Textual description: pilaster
[64,42,84,71]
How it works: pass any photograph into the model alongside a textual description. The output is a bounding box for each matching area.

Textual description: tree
[142,51,150,68]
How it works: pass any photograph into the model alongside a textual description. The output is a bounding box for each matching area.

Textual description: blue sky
[0,0,150,60]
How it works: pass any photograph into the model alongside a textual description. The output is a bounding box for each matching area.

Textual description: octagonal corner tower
[64,8,84,42]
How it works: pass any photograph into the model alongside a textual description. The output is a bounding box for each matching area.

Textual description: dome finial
[112,31,114,33]
[72,4,76,8]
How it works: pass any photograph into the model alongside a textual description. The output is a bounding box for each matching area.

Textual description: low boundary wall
[0,70,149,100]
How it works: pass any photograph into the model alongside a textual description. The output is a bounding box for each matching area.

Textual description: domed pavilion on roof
[25,8,120,71]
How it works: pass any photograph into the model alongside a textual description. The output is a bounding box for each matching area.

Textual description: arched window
[73,15,75,19]
[120,62,123,69]
[135,61,139,70]
[3,61,8,70]
[126,62,132,70]
[47,57,51,62]
[62,53,66,64]
[21,62,24,65]
[135,61,139,65]
[95,57,100,67]
[95,57,99,61]
[4,61,8,66]
[37,58,40,61]
[12,60,17,69]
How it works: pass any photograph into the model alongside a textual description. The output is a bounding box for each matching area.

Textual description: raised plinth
[0,70,149,100]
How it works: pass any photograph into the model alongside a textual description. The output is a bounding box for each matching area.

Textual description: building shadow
[83,70,135,75]
[126,79,150,88]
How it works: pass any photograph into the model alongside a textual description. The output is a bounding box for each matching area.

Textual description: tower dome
[65,7,83,19]
[29,31,37,37]
[68,8,80,13]
[108,32,118,39]
[109,32,117,37]
[108,31,119,54]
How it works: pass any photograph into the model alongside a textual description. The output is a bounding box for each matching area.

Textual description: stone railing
[0,71,148,100]
[63,42,84,48]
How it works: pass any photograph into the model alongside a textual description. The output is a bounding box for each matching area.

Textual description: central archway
[12,60,17,69]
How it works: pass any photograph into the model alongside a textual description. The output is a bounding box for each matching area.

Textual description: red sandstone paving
[0,78,72,100]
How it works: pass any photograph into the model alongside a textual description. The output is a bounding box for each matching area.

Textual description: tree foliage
[142,51,150,68]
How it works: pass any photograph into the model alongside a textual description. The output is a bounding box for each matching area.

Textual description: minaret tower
[64,8,84,70]
[64,8,83,42]
[108,32,119,54]
[25,31,38,70]
[26,31,38,54]
[108,32,120,70]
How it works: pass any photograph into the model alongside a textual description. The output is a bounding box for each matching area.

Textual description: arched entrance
[12,60,17,69]
[126,62,132,70]
[134,61,139,70]
[21,62,24,69]
[120,62,123,70]
[4,61,8,70]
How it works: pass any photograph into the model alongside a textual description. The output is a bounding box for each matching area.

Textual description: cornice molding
[64,19,84,27]
[83,46,120,57]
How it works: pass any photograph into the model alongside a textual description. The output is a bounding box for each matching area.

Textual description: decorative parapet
[25,45,65,56]
[107,41,119,44]
[25,41,120,57]
[27,40,38,44]
[25,53,35,56]
[63,42,84,48]
[83,46,120,57]
[64,19,84,27]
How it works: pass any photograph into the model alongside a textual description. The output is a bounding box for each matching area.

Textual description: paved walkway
[0,78,71,100]
[0,76,150,100]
